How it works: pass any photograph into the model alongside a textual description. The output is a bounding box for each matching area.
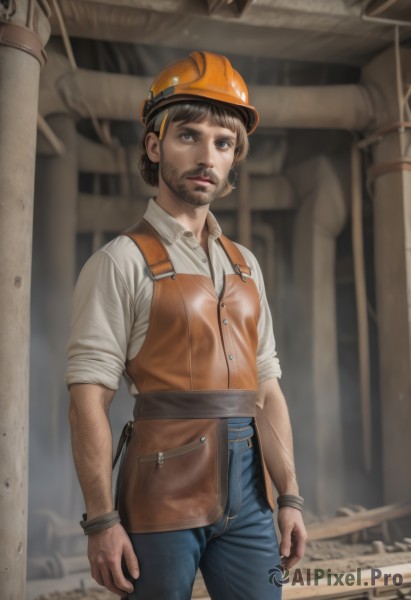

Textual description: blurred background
[1,1,411,598]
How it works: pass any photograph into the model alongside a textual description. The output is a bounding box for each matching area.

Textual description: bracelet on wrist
[277,494,304,511]
[80,510,121,535]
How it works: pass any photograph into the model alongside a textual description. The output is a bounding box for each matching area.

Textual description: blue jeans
[127,418,281,599]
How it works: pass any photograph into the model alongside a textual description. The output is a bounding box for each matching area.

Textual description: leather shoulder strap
[123,219,175,280]
[218,234,252,280]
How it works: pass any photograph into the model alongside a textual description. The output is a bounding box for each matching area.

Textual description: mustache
[184,168,219,185]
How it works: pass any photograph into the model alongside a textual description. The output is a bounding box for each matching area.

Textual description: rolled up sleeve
[65,249,134,390]
[256,289,282,382]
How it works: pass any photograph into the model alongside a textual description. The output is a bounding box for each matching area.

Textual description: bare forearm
[68,383,115,518]
[256,378,299,496]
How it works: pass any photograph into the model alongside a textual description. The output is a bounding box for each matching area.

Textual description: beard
[160,159,228,207]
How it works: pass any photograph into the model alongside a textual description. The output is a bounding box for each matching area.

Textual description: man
[66,51,306,600]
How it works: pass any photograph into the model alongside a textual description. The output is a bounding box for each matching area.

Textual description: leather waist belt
[133,390,257,420]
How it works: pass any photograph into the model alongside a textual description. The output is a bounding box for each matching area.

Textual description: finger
[101,565,131,598]
[111,561,135,594]
[282,536,306,570]
[281,550,294,565]
[294,532,307,561]
[90,565,105,587]
[123,541,140,579]
[283,554,299,570]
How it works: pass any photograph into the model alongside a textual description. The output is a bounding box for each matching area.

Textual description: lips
[187,176,214,185]
[186,169,218,187]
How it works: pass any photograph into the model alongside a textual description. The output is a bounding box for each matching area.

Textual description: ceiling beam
[50,0,410,65]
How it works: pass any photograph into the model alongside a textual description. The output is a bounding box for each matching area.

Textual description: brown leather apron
[115,219,274,533]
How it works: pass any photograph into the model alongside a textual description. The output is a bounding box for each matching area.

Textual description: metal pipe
[50,0,77,70]
[395,26,405,124]
[351,141,372,473]
[252,83,373,131]
[366,0,401,17]
[37,113,65,155]
[362,14,411,27]
[40,51,374,131]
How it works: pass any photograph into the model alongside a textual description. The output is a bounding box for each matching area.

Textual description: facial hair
[160,159,227,207]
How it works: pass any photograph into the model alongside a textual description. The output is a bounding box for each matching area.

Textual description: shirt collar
[143,198,222,244]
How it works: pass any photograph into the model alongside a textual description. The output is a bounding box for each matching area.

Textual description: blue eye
[181,132,194,141]
[217,140,233,150]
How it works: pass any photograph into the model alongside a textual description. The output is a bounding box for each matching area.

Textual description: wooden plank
[307,502,411,541]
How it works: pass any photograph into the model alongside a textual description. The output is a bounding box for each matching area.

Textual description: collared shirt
[65,199,281,394]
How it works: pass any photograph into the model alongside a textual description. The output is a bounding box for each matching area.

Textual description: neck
[155,192,209,243]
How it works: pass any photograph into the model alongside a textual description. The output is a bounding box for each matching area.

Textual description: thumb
[123,540,140,579]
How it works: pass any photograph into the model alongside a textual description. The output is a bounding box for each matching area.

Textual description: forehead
[170,118,237,137]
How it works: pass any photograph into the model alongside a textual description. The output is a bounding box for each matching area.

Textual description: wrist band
[277,494,304,511]
[80,510,121,535]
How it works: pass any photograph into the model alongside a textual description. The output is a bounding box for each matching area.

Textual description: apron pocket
[138,435,207,465]
[117,418,226,532]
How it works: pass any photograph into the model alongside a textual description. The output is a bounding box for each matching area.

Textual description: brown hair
[139,101,249,196]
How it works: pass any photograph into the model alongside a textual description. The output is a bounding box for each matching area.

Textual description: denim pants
[128,418,281,600]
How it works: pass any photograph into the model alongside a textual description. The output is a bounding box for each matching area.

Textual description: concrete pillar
[32,115,78,516]
[291,155,348,514]
[360,47,411,502]
[0,3,50,598]
[371,130,411,502]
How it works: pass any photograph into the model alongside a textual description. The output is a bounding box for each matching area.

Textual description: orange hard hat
[140,51,259,134]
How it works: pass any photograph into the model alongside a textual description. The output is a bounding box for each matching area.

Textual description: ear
[145,132,161,164]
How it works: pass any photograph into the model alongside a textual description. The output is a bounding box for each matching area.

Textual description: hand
[87,523,139,597]
[277,507,307,570]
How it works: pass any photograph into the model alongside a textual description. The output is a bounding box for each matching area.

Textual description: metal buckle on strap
[112,421,134,470]
[234,264,251,282]
[147,266,176,281]
[125,421,133,438]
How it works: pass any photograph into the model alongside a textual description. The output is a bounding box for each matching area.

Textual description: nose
[197,141,215,169]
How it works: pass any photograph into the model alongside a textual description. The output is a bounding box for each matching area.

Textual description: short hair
[139,101,249,197]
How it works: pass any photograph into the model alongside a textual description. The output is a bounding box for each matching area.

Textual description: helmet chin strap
[158,110,169,141]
